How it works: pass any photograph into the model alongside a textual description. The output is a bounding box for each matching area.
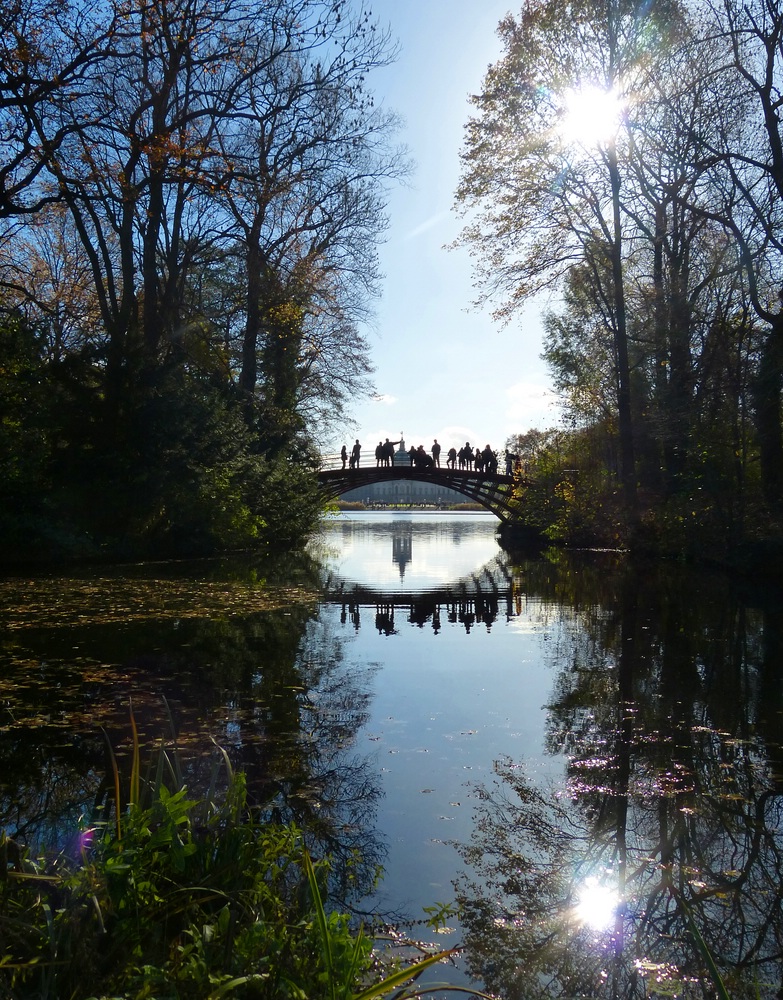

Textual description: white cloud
[438,424,483,446]
[505,381,563,431]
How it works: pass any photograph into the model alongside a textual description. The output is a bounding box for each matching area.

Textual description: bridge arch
[316,465,522,523]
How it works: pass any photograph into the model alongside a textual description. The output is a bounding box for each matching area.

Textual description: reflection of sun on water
[574,876,620,931]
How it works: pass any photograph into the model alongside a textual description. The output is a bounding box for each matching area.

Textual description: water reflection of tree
[0,557,386,905]
[456,557,783,999]
[222,611,385,901]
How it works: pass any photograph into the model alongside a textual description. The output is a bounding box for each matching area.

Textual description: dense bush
[0,330,325,563]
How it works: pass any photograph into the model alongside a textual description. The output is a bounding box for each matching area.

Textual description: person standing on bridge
[483,444,497,474]
[351,439,361,469]
[340,444,348,469]
[432,439,441,467]
[383,438,400,466]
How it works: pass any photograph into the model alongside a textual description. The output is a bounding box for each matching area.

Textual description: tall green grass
[1,712,481,999]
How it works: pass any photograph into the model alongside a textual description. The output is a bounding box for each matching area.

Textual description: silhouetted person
[383,438,398,466]
[475,447,484,473]
[351,439,361,469]
[415,445,433,468]
[340,444,348,469]
[447,446,457,469]
[408,445,416,466]
[432,439,441,467]
[464,442,474,470]
[375,441,384,466]
[375,603,395,635]
[459,598,475,633]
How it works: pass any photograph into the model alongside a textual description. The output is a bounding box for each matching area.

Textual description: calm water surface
[3,511,783,998]
[315,514,561,915]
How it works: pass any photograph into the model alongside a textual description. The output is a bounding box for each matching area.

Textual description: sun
[560,84,625,147]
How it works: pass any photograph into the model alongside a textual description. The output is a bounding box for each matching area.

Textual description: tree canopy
[0,0,406,561]
[457,0,783,552]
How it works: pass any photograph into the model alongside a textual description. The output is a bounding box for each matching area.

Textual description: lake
[2,511,783,998]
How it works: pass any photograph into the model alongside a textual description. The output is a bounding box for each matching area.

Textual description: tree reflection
[456,559,783,999]
[0,554,385,906]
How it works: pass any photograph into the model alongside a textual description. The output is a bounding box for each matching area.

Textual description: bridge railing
[318,455,515,476]
[319,453,345,471]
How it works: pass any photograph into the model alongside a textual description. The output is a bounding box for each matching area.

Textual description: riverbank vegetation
[456,0,783,569]
[0,0,406,564]
[0,729,457,1000]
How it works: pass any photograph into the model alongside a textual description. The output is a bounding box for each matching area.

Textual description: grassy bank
[0,724,477,1000]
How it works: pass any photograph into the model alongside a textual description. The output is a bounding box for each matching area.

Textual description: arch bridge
[317,459,526,523]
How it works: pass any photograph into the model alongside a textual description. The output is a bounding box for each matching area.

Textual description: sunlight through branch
[560,84,625,147]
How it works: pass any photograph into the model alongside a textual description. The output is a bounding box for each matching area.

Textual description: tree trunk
[240,233,263,414]
[607,139,639,525]
[754,315,783,512]
[142,170,163,357]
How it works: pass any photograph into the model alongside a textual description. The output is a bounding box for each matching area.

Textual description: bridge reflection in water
[320,519,524,634]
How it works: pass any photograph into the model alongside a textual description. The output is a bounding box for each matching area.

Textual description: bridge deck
[317,464,523,522]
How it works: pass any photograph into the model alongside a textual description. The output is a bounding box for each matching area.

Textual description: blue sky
[335,0,563,456]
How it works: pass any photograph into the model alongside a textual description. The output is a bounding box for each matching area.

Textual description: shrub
[0,735,455,1000]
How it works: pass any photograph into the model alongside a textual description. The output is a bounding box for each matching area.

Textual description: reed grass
[0,707,482,1000]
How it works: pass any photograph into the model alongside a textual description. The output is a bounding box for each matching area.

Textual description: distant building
[340,478,469,506]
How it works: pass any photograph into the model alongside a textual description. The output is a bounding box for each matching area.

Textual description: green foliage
[249,438,325,551]
[123,370,270,556]
[542,266,618,428]
[0,340,331,561]
[505,425,626,547]
[0,312,53,555]
[0,737,457,1000]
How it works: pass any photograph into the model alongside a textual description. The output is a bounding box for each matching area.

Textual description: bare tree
[684,0,783,508]
[0,0,119,219]
[209,11,406,444]
[4,0,404,451]
[452,0,687,524]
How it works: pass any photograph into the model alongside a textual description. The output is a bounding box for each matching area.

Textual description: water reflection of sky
[311,514,783,1000]
[318,512,502,590]
[310,511,561,986]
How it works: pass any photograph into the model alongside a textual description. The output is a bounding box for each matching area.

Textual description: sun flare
[561,84,625,147]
